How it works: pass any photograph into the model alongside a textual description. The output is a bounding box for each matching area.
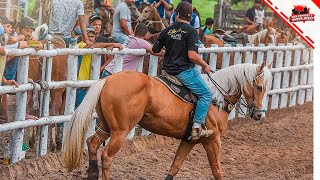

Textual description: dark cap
[254,0,262,4]
[17,17,36,30]
[86,26,96,34]
[176,2,193,20]
[182,0,192,4]
[89,14,102,24]
[0,16,14,25]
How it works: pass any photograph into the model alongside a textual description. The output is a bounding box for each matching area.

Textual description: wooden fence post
[209,44,218,71]
[271,43,284,109]
[245,43,254,64]
[256,44,265,65]
[280,43,293,108]
[10,56,29,163]
[298,49,309,105]
[289,47,301,107]
[221,44,231,69]
[38,42,53,156]
[262,43,275,113]
[306,49,313,102]
[62,42,79,143]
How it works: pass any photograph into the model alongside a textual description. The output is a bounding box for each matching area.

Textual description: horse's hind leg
[166,141,195,180]
[202,137,222,180]
[86,101,110,180]
[101,132,127,180]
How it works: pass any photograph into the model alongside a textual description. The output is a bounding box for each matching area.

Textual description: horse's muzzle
[251,110,262,120]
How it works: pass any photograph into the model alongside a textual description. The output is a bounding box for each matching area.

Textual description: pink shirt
[105,36,152,74]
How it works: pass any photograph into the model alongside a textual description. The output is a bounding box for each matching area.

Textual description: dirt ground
[0,103,313,180]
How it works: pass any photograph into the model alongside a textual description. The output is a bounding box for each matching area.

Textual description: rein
[205,71,265,116]
[205,72,247,115]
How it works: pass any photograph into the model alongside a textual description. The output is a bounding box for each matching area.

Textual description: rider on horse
[152,1,213,140]
[244,0,266,28]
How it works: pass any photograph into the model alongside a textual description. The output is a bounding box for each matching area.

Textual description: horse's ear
[267,62,273,69]
[258,61,266,72]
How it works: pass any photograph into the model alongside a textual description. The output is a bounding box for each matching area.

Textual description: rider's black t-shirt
[245,7,256,22]
[152,22,199,75]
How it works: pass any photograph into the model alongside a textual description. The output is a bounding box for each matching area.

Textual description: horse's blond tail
[63,78,107,172]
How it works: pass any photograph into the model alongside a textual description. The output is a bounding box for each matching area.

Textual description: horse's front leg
[202,136,222,180]
[165,141,195,180]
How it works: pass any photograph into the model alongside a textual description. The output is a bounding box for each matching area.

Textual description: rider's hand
[203,65,212,74]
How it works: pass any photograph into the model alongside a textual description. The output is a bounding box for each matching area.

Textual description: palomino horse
[63,62,273,180]
[237,17,277,35]
[247,26,277,46]
[137,5,166,34]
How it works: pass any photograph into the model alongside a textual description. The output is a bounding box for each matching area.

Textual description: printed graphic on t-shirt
[167,28,187,40]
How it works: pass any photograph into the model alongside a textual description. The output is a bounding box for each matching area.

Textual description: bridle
[206,70,265,117]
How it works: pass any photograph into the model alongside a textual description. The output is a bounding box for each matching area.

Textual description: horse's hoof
[165,175,174,180]
[87,172,99,180]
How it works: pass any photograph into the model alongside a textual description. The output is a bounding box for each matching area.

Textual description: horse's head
[276,27,288,45]
[242,61,272,120]
[32,23,49,41]
[264,26,277,45]
[137,5,164,34]
[138,5,156,23]
[130,5,141,23]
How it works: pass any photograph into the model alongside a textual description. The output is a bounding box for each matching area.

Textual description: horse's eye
[145,10,148,13]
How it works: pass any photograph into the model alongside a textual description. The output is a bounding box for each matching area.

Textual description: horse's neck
[248,29,268,45]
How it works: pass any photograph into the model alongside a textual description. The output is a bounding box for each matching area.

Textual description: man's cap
[182,0,192,4]
[176,1,193,20]
[254,0,262,4]
[86,26,96,34]
[89,14,102,24]
[0,16,14,25]
[17,17,36,30]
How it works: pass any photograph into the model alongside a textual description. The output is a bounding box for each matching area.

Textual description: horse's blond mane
[205,64,272,103]
[247,28,269,44]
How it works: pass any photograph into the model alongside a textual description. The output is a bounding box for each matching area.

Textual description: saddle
[155,71,234,141]
[214,32,249,47]
[156,70,197,104]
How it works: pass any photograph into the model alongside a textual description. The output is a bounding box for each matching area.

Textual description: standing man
[49,0,92,47]
[111,0,135,43]
[244,0,265,27]
[170,0,200,31]
[102,23,163,78]
[148,0,173,19]
[152,1,213,140]
[76,26,122,108]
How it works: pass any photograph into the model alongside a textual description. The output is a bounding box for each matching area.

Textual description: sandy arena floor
[0,103,313,180]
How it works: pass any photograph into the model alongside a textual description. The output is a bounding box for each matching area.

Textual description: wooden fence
[0,42,313,164]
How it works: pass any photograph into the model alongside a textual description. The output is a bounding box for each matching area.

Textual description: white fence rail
[0,43,313,164]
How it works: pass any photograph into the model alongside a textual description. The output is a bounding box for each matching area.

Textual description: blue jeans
[75,88,88,109]
[101,70,112,78]
[112,35,127,44]
[62,37,73,48]
[176,68,213,125]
